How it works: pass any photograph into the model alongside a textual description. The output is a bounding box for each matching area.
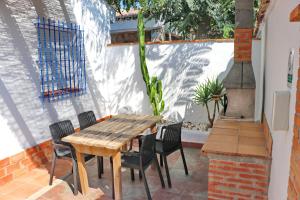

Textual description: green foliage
[150,76,165,115]
[138,11,165,116]
[138,11,150,95]
[193,81,211,106]
[107,0,259,39]
[145,0,259,39]
[193,78,226,127]
[208,78,225,97]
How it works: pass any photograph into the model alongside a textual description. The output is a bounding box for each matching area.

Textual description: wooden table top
[62,114,162,150]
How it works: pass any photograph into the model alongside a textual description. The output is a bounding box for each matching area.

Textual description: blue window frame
[35,17,86,101]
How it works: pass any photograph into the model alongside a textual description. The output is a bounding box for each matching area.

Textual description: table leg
[121,143,128,151]
[150,125,157,134]
[113,151,122,200]
[75,151,89,195]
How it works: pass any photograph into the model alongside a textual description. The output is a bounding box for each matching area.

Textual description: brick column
[208,154,270,200]
[287,48,300,199]
[234,29,253,62]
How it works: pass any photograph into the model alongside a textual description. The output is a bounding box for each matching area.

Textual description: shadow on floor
[32,148,208,200]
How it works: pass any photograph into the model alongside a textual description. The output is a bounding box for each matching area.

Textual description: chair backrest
[161,122,183,151]
[78,111,97,130]
[49,120,75,144]
[140,134,156,165]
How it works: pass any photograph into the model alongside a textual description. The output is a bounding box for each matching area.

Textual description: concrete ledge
[107,38,234,47]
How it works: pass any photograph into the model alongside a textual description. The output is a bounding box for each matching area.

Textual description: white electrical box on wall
[271,91,290,131]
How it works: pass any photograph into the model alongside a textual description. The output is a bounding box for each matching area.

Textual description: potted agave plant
[193,78,226,128]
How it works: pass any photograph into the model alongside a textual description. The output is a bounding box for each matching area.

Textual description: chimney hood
[222,0,256,119]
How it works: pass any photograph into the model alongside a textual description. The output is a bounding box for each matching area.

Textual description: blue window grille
[35,17,86,101]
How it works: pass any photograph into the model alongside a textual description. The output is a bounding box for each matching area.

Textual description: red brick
[239,173,267,181]
[39,141,51,149]
[222,191,251,198]
[297,79,300,90]
[0,174,13,186]
[209,193,233,200]
[7,163,20,174]
[210,165,251,173]
[25,146,39,156]
[253,169,267,175]
[209,181,236,188]
[239,163,265,169]
[226,178,253,185]
[254,195,267,200]
[10,152,25,164]
[256,181,268,188]
[208,188,224,194]
[295,103,300,113]
[0,158,10,169]
[295,114,300,127]
[27,162,40,170]
[239,185,267,193]
[208,175,224,181]
[0,168,6,178]
[209,169,236,177]
[210,160,237,166]
[297,91,300,100]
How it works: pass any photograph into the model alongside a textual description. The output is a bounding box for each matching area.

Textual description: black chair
[155,122,188,188]
[121,134,165,200]
[77,111,104,177]
[77,111,115,199]
[49,120,95,195]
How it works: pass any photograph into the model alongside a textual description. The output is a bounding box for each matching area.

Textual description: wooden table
[62,114,162,199]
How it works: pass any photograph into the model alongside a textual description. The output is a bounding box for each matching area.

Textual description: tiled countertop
[202,120,270,159]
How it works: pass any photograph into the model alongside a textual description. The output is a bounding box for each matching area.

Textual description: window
[35,17,86,101]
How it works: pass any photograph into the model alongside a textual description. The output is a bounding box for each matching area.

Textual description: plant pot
[181,128,211,144]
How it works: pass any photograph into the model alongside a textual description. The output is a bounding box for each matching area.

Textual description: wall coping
[107,38,234,47]
[107,38,261,47]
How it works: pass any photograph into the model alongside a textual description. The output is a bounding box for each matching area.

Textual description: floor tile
[0,148,208,200]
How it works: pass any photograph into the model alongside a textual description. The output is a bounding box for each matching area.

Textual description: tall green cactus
[138,11,165,116]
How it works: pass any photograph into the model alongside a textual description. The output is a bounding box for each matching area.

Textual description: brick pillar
[287,48,300,199]
[208,154,270,200]
[234,28,253,62]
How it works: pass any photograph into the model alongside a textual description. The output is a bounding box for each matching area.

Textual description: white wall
[0,0,112,160]
[106,40,262,123]
[261,0,300,199]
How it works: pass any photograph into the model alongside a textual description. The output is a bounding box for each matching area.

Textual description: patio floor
[0,147,208,200]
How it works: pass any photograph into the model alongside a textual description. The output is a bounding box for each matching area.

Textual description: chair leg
[97,156,102,179]
[141,168,152,200]
[101,157,104,174]
[71,158,78,195]
[130,168,135,181]
[154,156,165,188]
[180,147,189,175]
[160,154,163,167]
[163,155,172,188]
[49,152,56,185]
[139,139,142,180]
[110,157,115,199]
[129,140,133,151]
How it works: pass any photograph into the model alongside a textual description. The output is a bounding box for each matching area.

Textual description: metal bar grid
[36,17,86,101]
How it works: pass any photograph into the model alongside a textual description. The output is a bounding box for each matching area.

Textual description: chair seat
[55,147,94,162]
[56,148,72,157]
[121,151,153,169]
[121,152,140,169]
